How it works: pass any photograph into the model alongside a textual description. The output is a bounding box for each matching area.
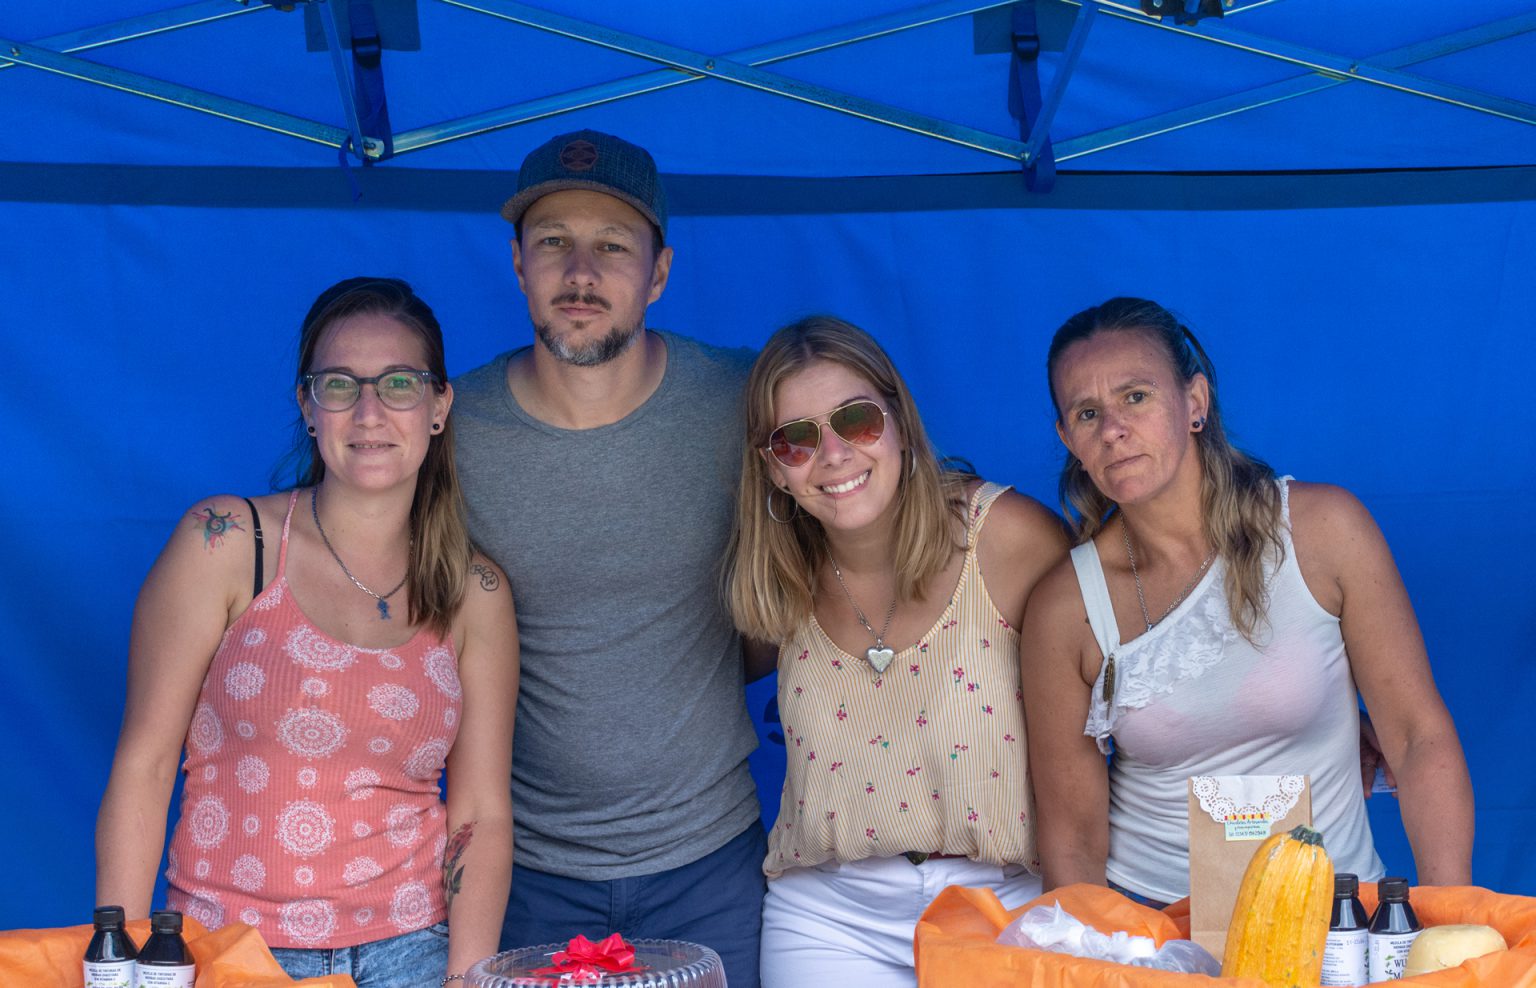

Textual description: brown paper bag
[1187,773,1311,962]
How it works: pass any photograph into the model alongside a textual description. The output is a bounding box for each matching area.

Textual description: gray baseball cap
[500,129,668,240]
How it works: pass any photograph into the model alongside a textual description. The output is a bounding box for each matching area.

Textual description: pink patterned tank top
[166,490,462,949]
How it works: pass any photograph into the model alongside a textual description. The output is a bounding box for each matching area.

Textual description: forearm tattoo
[191,505,244,551]
[443,821,475,908]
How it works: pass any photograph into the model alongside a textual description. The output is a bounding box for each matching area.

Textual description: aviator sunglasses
[764,399,888,467]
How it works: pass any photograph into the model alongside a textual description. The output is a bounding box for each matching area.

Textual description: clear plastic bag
[995,902,1222,975]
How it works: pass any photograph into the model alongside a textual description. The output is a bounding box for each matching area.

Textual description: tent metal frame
[2,0,1532,180]
[1057,9,1536,161]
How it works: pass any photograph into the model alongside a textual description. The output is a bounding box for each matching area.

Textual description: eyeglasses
[304,369,437,412]
[764,399,887,467]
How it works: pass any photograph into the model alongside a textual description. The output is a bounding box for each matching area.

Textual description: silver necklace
[1121,515,1215,633]
[829,558,898,673]
[310,487,409,620]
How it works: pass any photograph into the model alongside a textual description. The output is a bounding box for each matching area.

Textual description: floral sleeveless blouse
[765,482,1039,879]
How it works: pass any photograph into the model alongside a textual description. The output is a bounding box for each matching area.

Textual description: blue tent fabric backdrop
[2,0,1533,930]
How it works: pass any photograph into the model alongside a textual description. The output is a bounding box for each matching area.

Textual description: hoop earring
[766,488,798,524]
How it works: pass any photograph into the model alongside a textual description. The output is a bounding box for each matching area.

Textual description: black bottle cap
[1334,873,1359,896]
[93,905,127,928]
[1378,876,1411,901]
[149,910,184,934]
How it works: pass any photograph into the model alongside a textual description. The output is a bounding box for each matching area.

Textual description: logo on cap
[558,140,598,173]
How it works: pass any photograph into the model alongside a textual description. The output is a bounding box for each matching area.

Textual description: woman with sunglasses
[95,277,520,987]
[1022,297,1472,907]
[727,316,1067,987]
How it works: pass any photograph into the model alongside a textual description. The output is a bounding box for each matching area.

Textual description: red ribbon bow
[531,933,644,979]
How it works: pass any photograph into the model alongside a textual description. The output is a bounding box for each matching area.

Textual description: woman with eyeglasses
[1022,297,1472,907]
[726,316,1067,987]
[95,277,520,987]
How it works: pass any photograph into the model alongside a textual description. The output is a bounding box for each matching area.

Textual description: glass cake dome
[466,938,726,987]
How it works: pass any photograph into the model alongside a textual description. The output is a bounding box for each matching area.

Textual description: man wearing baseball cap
[453,130,766,985]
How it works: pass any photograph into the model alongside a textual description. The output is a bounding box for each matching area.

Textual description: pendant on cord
[310,487,408,623]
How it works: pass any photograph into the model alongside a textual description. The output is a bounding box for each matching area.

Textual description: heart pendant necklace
[829,557,898,673]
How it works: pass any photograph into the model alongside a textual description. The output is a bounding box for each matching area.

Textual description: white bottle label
[1321,928,1368,986]
[134,964,196,988]
[84,959,136,988]
[1368,930,1420,981]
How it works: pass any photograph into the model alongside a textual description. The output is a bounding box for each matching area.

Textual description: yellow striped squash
[1220,824,1335,987]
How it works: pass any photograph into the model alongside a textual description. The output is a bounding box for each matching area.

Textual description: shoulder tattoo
[190,504,245,551]
[471,563,501,592]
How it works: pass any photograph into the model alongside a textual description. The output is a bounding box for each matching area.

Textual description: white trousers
[760,855,1043,988]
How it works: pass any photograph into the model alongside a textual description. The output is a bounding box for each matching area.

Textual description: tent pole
[1012,0,1098,190]
[318,0,373,162]
[1067,1,1536,126]
[0,0,265,72]
[437,0,1027,162]
[0,38,352,149]
[395,0,1019,153]
[1058,10,1536,162]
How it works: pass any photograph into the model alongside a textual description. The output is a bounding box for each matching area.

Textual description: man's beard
[536,320,642,366]
[535,294,644,367]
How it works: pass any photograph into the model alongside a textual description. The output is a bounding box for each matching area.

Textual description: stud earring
[307,425,317,436]
[431,422,442,433]
[1192,416,1206,431]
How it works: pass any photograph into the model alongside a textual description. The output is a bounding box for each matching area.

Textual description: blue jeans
[502,822,766,988]
[270,921,449,988]
[1108,879,1174,910]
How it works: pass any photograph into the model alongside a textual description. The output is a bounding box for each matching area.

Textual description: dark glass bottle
[1367,877,1422,982]
[133,910,195,988]
[84,905,138,988]
[1322,873,1369,986]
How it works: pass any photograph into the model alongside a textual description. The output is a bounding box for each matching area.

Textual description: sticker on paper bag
[1222,812,1272,842]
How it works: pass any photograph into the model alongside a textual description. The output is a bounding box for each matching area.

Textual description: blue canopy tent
[1,0,1532,930]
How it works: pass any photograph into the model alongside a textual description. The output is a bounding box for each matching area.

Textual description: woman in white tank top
[1021,297,1472,904]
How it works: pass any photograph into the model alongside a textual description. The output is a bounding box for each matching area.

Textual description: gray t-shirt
[453,331,761,880]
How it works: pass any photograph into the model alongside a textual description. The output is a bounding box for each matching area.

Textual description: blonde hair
[1046,297,1281,641]
[282,277,471,637]
[727,316,972,642]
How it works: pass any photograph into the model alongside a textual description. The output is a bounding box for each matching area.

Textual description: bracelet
[441,976,466,986]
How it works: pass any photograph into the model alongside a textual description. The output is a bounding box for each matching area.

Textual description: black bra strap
[241,496,265,599]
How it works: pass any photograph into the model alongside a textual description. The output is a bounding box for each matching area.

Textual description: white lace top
[1070,478,1384,902]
